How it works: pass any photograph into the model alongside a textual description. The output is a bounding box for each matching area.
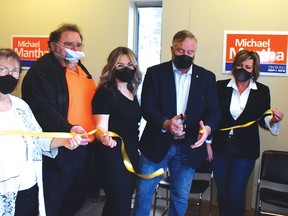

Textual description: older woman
[211,50,284,216]
[0,48,82,216]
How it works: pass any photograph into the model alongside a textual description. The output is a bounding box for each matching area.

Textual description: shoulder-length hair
[232,50,260,81]
[98,47,142,95]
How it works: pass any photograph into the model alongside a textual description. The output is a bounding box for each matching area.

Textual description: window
[129,1,162,73]
[129,1,162,137]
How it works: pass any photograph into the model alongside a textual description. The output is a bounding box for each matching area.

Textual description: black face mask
[234,68,251,82]
[173,55,193,70]
[0,75,18,94]
[114,67,136,83]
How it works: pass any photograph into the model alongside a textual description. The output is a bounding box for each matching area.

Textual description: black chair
[255,150,288,216]
[190,161,213,216]
[153,173,170,216]
[153,161,213,216]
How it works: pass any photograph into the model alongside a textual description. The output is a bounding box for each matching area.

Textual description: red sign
[223,31,288,76]
[11,36,49,68]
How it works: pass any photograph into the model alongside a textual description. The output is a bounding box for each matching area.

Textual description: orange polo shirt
[66,65,97,141]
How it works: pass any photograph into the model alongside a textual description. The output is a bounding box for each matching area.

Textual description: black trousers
[43,146,92,216]
[15,184,38,216]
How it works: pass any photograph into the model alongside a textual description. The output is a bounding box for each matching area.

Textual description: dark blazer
[212,79,271,159]
[139,60,221,168]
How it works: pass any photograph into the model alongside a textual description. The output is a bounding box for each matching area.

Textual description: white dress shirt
[173,63,192,138]
[227,78,279,135]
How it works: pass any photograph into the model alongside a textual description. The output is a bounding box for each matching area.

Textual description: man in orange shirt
[22,23,97,216]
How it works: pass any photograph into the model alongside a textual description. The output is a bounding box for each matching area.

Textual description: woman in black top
[92,47,142,216]
[211,50,284,216]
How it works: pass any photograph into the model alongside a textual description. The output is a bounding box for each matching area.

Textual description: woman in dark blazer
[211,50,284,216]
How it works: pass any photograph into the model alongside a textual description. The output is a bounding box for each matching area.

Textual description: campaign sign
[223,31,288,76]
[12,36,49,68]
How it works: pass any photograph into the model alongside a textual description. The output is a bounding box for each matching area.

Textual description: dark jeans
[15,184,38,216]
[213,141,255,216]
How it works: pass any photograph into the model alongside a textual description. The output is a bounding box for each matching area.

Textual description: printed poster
[11,35,49,69]
[223,31,288,76]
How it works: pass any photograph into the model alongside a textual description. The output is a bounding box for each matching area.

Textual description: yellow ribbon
[0,130,76,138]
[104,130,164,179]
[0,128,164,179]
[198,109,272,133]
[0,109,273,178]
[219,109,273,131]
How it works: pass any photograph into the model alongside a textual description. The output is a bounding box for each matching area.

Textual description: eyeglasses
[0,66,20,77]
[115,63,136,70]
[58,41,84,49]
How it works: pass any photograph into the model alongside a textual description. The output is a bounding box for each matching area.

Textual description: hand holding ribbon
[270,108,284,126]
[0,128,164,179]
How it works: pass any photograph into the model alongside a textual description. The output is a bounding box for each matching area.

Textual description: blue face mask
[54,43,85,64]
[64,48,85,63]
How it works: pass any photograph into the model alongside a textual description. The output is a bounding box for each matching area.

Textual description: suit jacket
[140,60,221,168]
[212,79,271,159]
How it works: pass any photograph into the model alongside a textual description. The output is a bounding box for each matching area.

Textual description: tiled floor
[75,190,214,216]
[75,189,178,216]
[75,194,259,216]
[76,198,260,216]
[75,193,168,216]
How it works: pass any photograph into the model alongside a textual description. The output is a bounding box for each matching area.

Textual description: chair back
[260,150,288,184]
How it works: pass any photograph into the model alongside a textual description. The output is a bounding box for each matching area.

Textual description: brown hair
[98,47,142,95]
[0,48,22,73]
[172,30,197,47]
[232,50,260,81]
[48,23,83,49]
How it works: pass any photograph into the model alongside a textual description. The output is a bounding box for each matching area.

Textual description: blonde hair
[98,47,141,95]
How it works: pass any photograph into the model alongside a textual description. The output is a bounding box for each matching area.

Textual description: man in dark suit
[132,30,221,216]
